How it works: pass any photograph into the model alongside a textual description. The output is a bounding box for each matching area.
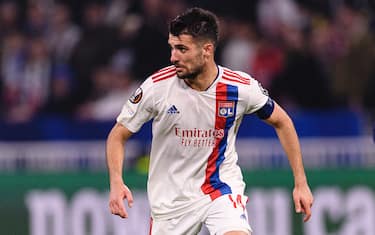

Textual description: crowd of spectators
[0,0,374,124]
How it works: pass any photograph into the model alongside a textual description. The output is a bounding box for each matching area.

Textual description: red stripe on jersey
[237,194,245,210]
[229,195,237,208]
[152,66,175,79]
[223,69,248,79]
[209,190,223,201]
[152,68,176,83]
[149,217,153,235]
[222,75,250,85]
[152,72,175,83]
[223,70,250,83]
[157,65,175,73]
[151,65,175,77]
[201,83,228,200]
[153,66,175,75]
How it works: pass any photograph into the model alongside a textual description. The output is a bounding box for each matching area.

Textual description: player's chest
[157,84,242,128]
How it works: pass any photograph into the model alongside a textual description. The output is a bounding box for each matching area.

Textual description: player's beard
[174,61,204,80]
[176,66,203,80]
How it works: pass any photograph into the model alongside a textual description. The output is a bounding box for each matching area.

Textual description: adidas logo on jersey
[167,105,180,114]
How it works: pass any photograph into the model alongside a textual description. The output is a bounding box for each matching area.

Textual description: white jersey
[117,65,270,220]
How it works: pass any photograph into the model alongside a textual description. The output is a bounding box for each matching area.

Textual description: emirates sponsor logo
[174,127,224,147]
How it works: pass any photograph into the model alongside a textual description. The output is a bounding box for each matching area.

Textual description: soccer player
[106,7,313,235]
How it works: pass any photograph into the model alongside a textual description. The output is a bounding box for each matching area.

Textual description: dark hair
[169,7,219,47]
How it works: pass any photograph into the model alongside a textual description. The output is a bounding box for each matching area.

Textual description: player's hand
[293,183,313,222]
[109,182,134,218]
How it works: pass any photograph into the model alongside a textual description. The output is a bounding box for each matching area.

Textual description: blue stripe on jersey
[215,84,238,195]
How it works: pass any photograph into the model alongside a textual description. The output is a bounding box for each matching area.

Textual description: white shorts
[149,194,252,235]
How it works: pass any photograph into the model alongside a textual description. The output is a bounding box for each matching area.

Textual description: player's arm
[261,102,313,222]
[106,122,134,218]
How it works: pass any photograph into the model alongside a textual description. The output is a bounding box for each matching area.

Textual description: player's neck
[184,61,218,91]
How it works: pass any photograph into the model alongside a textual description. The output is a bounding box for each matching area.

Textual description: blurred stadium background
[0,0,375,234]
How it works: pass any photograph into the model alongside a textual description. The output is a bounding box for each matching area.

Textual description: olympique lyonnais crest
[218,101,235,117]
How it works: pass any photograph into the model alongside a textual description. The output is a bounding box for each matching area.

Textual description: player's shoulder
[220,66,252,86]
[139,65,176,98]
[149,65,177,84]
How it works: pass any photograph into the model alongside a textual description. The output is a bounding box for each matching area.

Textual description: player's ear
[202,42,214,58]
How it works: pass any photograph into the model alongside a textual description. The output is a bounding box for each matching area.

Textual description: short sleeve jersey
[117,65,270,220]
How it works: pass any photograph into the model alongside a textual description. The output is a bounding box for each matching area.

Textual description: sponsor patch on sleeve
[129,87,143,104]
